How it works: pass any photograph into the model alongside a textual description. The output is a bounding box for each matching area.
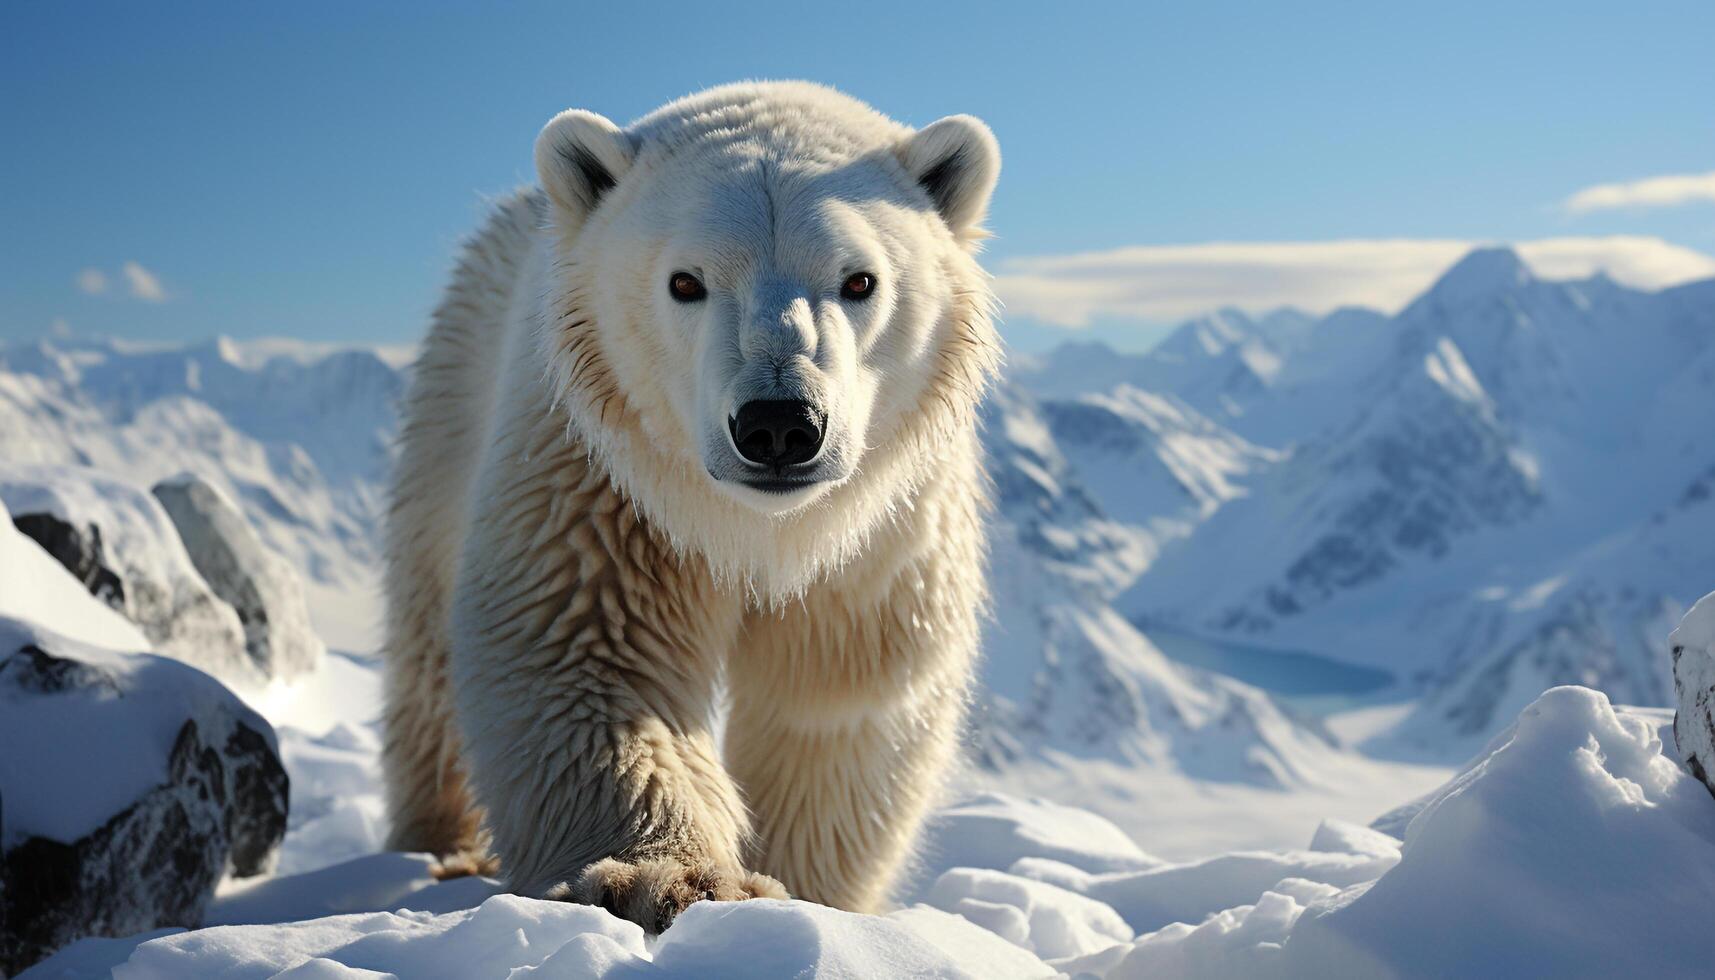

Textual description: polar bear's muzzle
[700,386,852,504]
[729,400,825,470]
[714,399,832,497]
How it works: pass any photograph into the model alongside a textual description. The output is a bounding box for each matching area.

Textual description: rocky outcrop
[8,511,125,610]
[1671,591,1715,797]
[0,465,254,685]
[152,475,323,681]
[0,620,288,975]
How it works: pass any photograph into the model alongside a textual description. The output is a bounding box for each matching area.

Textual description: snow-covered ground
[26,651,1715,977]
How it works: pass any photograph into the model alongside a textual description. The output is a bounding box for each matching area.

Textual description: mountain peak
[1428,247,1534,301]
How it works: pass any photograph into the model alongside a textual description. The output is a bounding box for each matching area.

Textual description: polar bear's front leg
[448,437,781,931]
[727,522,985,912]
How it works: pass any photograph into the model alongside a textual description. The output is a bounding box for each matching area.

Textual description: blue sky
[3,1,1712,351]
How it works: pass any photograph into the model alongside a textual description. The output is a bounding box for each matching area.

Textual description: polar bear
[380,81,1001,931]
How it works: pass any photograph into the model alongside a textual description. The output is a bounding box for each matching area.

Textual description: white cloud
[121,261,167,302]
[1564,171,1715,214]
[993,236,1715,328]
[76,268,108,294]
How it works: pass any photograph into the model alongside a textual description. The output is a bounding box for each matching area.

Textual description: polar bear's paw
[548,856,788,932]
[429,848,500,880]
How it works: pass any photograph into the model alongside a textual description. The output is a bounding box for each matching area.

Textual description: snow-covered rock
[0,619,288,976]
[152,474,324,682]
[7,512,124,609]
[1672,590,1715,796]
[0,498,149,653]
[1,465,253,684]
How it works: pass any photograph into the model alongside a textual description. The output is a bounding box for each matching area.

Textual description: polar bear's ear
[899,115,1001,239]
[535,109,635,225]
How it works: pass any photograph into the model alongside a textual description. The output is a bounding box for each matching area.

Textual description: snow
[914,793,1162,882]
[978,752,1449,864]
[269,719,388,876]
[923,868,1132,960]
[85,895,1053,980]
[244,649,390,877]
[34,684,1715,978]
[1068,688,1715,979]
[1036,837,1397,937]
[113,896,637,980]
[207,853,500,927]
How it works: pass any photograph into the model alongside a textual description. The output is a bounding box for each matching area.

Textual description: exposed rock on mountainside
[1214,335,1542,632]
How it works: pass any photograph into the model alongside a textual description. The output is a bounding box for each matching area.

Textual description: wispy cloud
[76,268,109,295]
[121,261,168,302]
[1563,171,1715,214]
[76,261,171,302]
[994,236,1715,328]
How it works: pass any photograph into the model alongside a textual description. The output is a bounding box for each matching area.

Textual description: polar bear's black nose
[731,400,824,468]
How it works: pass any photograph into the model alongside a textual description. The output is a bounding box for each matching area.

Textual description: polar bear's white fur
[381,82,1001,930]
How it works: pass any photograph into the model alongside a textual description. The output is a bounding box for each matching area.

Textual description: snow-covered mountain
[976,385,1336,790]
[0,336,403,649]
[1014,248,1715,754]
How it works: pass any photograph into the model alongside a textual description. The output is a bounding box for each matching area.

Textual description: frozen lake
[1144,622,1397,712]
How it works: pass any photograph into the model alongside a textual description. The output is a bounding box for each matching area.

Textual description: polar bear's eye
[840,273,876,302]
[668,272,707,303]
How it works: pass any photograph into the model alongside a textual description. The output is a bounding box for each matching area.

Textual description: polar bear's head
[532,83,1000,590]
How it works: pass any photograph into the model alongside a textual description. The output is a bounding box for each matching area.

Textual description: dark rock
[0,627,288,975]
[10,513,125,611]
